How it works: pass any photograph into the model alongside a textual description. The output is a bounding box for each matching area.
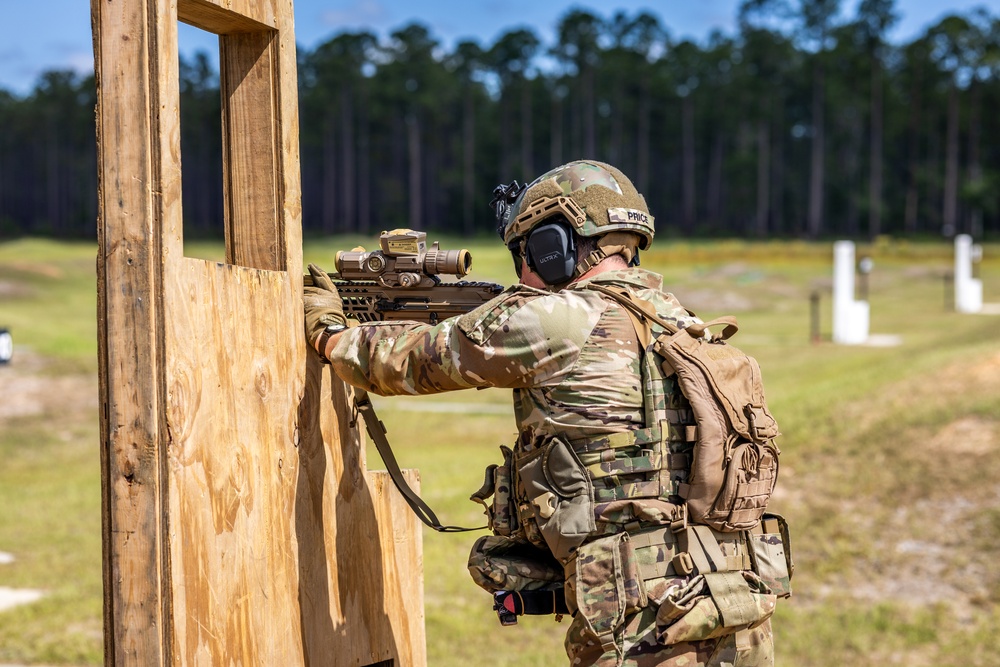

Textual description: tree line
[1,0,998,241]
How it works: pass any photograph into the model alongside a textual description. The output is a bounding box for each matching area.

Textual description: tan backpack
[587,284,781,532]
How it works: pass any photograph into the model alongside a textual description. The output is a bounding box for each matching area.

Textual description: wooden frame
[92,1,425,664]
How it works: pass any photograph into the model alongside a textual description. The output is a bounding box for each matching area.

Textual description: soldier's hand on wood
[304,263,347,354]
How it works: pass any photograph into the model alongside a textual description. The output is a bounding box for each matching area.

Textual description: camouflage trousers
[562,531,776,667]
[565,606,773,667]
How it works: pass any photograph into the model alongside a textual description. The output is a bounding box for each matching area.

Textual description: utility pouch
[467,534,565,594]
[564,533,647,658]
[654,570,775,645]
[748,513,793,598]
[470,445,519,537]
[515,437,595,564]
[704,439,780,531]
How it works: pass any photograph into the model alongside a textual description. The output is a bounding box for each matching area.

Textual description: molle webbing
[569,425,692,503]
[561,284,701,515]
[572,525,753,584]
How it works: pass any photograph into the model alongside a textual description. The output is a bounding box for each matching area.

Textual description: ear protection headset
[523,216,576,285]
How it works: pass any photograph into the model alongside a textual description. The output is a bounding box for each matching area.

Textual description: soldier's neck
[571,255,629,285]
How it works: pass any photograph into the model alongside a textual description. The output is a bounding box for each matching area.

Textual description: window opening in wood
[177,22,226,262]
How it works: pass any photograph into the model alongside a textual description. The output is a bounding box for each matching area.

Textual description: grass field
[1,235,998,666]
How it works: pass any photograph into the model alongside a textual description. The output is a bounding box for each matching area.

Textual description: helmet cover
[504,160,654,251]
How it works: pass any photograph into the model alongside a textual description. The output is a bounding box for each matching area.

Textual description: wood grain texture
[220,30,284,271]
[295,367,427,667]
[164,259,303,664]
[162,260,426,664]
[178,0,276,32]
[95,0,425,664]
[92,0,181,663]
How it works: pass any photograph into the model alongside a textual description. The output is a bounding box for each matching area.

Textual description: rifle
[304,228,504,325]
[305,228,504,534]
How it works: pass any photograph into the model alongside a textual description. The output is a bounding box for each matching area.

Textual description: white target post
[832,241,870,345]
[954,234,983,313]
[0,328,11,364]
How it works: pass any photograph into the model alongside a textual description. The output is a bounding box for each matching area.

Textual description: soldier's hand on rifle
[304,263,347,362]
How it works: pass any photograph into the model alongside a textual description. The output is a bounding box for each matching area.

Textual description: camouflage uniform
[329,266,775,667]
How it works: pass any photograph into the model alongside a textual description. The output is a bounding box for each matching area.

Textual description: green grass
[0,239,99,372]
[1,235,999,665]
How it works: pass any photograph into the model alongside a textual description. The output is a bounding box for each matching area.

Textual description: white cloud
[48,43,95,76]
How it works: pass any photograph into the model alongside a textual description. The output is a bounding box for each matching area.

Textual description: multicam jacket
[330,266,701,560]
[330,266,694,448]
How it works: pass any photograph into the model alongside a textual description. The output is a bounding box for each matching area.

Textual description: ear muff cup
[524,220,576,285]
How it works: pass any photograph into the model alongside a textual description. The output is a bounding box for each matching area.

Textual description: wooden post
[92,1,426,665]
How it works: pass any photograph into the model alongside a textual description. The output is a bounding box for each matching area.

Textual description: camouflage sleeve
[328,317,488,395]
[328,286,607,396]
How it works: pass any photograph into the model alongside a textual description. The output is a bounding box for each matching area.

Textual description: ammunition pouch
[470,443,545,548]
[747,513,793,598]
[646,517,791,645]
[515,437,596,564]
[654,570,775,644]
[563,533,647,659]
[559,518,792,648]
[470,445,518,537]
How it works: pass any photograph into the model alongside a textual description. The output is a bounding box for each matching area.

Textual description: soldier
[304,160,778,666]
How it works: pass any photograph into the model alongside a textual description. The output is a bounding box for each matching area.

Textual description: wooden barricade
[92,1,426,664]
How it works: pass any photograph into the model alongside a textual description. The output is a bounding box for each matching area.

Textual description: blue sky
[2,0,997,96]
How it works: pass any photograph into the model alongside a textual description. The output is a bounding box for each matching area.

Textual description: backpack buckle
[671,551,695,576]
[669,505,687,533]
[744,404,768,441]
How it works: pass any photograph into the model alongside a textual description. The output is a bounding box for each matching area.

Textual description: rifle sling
[353,389,485,533]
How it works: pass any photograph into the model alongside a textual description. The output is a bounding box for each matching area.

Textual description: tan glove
[304,263,347,358]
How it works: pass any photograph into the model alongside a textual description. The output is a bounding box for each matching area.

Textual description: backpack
[586,284,781,532]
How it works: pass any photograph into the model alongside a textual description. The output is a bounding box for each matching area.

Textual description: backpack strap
[584,283,739,344]
[584,283,675,346]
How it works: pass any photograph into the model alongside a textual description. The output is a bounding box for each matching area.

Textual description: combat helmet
[492,160,654,284]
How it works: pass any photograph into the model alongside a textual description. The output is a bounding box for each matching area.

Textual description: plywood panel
[164,259,301,664]
[296,368,426,666]
[95,0,426,664]
[162,265,425,666]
